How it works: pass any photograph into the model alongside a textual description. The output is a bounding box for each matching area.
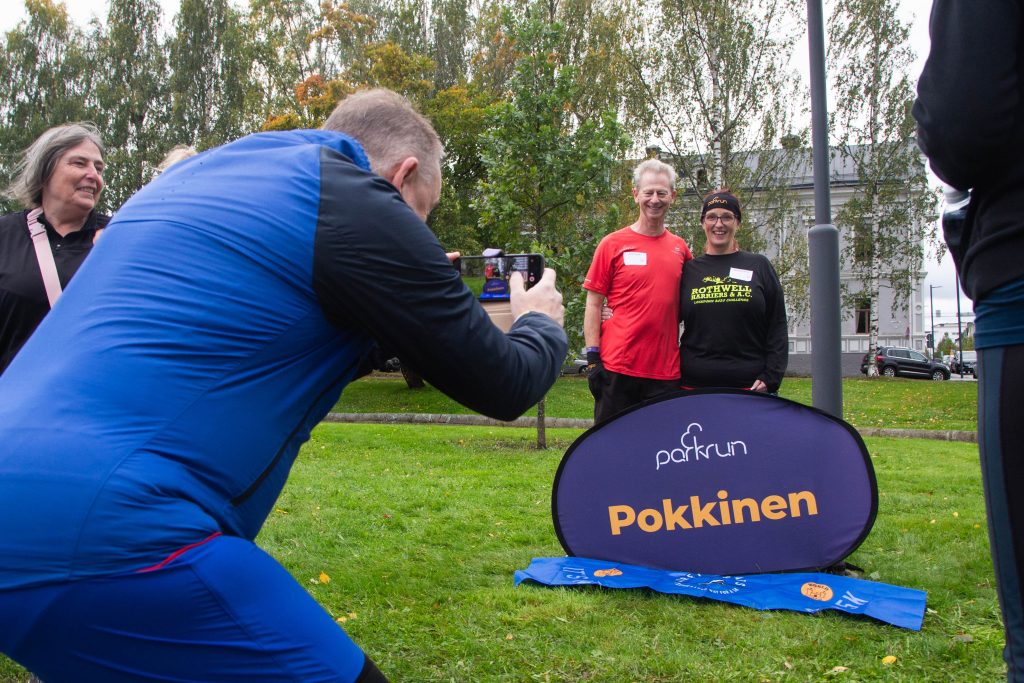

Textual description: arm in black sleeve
[913,1,1024,189]
[312,151,568,421]
[758,257,788,393]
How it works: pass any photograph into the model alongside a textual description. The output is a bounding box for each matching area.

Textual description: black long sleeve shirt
[0,209,109,373]
[678,251,788,392]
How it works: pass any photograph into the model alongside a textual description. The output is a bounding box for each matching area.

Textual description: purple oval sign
[552,390,877,574]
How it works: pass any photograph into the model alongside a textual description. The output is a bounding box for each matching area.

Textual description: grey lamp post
[929,284,941,358]
[806,0,842,417]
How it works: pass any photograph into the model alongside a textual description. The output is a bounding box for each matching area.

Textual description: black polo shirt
[0,209,109,373]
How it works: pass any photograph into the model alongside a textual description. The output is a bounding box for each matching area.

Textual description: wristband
[584,346,599,354]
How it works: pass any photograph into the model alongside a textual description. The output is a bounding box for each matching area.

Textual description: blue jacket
[0,130,566,589]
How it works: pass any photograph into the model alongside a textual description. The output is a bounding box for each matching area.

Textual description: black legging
[979,344,1024,682]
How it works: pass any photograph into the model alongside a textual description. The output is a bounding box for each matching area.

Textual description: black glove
[586,350,602,375]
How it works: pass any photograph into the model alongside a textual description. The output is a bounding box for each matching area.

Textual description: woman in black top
[678,189,788,392]
[0,123,109,373]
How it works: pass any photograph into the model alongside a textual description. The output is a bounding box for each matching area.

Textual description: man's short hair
[322,88,443,186]
[633,159,676,189]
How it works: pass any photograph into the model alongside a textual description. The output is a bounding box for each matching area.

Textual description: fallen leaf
[505,634,514,641]
[829,666,849,674]
[953,511,959,517]
[347,612,357,620]
[336,616,347,623]
[783,660,794,670]
[882,655,897,665]
[953,633,974,643]
[319,571,331,584]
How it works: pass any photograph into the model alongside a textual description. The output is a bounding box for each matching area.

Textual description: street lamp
[929,284,942,358]
[955,273,964,376]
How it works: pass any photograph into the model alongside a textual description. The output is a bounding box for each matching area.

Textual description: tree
[474,8,627,447]
[828,0,938,376]
[626,0,810,323]
[248,0,324,122]
[94,0,169,207]
[167,0,259,150]
[0,0,97,211]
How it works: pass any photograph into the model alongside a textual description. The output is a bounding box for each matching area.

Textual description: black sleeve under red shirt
[678,250,788,392]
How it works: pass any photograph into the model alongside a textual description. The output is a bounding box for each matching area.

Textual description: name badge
[729,267,753,282]
[624,252,647,266]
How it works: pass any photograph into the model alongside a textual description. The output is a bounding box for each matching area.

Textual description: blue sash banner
[553,390,877,574]
[515,556,926,630]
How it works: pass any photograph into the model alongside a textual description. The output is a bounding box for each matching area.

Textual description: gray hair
[633,158,676,189]
[321,88,443,187]
[6,122,106,209]
[154,145,198,177]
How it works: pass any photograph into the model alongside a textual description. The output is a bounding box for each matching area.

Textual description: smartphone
[455,253,545,301]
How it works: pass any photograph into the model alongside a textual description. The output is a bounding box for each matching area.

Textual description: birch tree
[828,0,937,375]
[628,0,810,323]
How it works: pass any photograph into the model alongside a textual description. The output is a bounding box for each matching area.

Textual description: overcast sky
[0,0,966,319]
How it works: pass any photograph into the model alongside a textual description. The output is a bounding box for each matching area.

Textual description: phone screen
[456,254,544,301]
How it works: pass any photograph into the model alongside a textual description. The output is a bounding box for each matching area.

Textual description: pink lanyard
[25,208,62,308]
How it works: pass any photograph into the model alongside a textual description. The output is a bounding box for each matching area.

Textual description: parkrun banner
[553,390,877,575]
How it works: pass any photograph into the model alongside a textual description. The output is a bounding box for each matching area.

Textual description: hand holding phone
[510,268,564,327]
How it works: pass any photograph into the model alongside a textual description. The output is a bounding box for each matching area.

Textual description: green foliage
[93,0,169,206]
[0,0,96,212]
[473,7,628,351]
[167,0,260,149]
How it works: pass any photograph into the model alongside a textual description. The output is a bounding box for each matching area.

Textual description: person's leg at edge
[2,535,388,683]
[978,345,1024,682]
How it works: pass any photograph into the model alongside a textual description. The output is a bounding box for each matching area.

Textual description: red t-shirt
[584,226,693,379]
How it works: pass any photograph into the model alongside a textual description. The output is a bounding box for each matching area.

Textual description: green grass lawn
[338,375,979,433]
[3,424,997,681]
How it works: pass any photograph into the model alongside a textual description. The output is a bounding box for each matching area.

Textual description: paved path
[323,412,976,443]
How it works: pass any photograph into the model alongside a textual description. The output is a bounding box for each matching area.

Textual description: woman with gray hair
[0,122,108,374]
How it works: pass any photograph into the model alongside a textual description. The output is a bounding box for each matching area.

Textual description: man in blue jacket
[0,89,567,682]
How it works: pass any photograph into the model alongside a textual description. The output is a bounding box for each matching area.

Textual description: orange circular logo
[800,582,834,601]
[594,568,623,577]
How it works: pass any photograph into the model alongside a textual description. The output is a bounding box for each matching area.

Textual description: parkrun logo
[656,422,748,470]
[608,489,819,536]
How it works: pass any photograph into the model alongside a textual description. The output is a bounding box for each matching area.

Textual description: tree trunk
[867,207,881,377]
[536,397,547,449]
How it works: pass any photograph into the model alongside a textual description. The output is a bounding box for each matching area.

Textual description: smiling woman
[678,188,789,394]
[0,122,109,374]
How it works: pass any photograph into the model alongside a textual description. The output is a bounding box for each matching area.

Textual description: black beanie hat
[701,191,742,222]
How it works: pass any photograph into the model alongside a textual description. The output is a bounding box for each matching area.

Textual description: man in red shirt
[583,159,693,423]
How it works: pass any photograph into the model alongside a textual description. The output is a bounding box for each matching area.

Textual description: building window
[855,296,871,334]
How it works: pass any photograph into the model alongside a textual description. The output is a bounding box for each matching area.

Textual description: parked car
[561,354,589,376]
[950,350,977,377]
[860,346,950,380]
